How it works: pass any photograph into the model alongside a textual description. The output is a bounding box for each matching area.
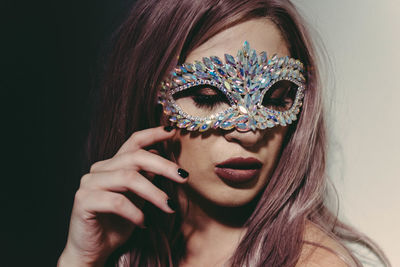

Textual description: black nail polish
[167,199,177,211]
[177,168,189,178]
[164,126,174,132]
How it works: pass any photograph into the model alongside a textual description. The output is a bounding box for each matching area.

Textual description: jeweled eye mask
[158,41,306,132]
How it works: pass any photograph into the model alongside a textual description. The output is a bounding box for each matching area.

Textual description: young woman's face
[170,19,291,207]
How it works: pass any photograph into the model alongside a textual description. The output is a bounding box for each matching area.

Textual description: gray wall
[293,0,400,265]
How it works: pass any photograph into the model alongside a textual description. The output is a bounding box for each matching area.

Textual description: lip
[215,157,262,183]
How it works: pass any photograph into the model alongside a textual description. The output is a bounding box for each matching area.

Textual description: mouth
[215,157,262,183]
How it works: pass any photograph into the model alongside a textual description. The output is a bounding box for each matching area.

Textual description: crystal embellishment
[158,41,306,132]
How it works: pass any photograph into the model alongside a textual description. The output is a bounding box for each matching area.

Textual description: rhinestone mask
[158,41,306,132]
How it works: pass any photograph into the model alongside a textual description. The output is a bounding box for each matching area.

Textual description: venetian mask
[158,41,306,132]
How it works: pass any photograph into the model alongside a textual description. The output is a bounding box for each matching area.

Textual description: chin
[212,197,257,208]
[187,182,263,208]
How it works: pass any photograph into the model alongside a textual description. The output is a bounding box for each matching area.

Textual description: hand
[57,126,187,267]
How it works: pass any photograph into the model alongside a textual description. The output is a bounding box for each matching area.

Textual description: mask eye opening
[170,82,234,119]
[261,80,300,111]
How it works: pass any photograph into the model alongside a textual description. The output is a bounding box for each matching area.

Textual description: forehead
[185,18,289,63]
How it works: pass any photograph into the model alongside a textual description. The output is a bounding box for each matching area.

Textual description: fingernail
[164,126,174,132]
[177,168,189,179]
[167,199,177,211]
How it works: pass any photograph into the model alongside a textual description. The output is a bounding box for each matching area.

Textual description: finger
[75,189,146,228]
[90,149,160,173]
[116,126,175,155]
[90,150,189,182]
[80,170,175,213]
[145,149,160,180]
[132,149,159,180]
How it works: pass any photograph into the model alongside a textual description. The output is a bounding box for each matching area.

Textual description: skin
[172,19,290,266]
[58,18,352,267]
[174,19,290,208]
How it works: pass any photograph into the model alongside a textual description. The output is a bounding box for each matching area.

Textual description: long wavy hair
[85,0,390,266]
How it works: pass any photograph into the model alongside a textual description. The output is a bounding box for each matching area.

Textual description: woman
[57,0,390,266]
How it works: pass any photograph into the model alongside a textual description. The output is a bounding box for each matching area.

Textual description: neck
[177,185,260,266]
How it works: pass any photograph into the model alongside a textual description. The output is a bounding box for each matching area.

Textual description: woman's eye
[173,85,230,117]
[263,98,290,108]
[173,85,229,110]
[192,93,226,109]
[262,80,297,111]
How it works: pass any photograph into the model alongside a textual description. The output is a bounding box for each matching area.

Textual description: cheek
[167,127,290,206]
[170,132,210,169]
[180,137,203,159]
[258,127,289,175]
[272,128,288,156]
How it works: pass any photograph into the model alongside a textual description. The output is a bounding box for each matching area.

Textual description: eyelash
[182,83,292,110]
[192,94,226,109]
[262,98,290,107]
[193,95,289,111]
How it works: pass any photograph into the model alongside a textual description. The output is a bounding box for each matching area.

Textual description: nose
[222,128,266,149]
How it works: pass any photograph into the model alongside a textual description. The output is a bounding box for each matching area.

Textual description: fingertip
[177,168,189,179]
[166,198,177,212]
[164,207,176,214]
[163,125,175,132]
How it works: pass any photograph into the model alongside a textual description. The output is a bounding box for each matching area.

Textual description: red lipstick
[215,157,262,183]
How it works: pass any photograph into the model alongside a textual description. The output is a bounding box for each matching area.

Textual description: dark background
[1,1,134,266]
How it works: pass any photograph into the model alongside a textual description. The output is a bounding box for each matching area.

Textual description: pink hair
[85,0,390,266]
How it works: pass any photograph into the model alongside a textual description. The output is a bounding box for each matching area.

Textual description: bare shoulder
[296,221,357,267]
